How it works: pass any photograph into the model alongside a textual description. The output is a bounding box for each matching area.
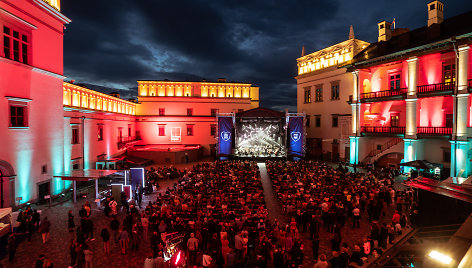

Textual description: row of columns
[350,45,470,177]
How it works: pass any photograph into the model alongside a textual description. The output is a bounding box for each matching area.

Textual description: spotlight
[428,250,452,265]
[174,251,182,265]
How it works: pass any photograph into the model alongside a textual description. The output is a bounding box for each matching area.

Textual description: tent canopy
[52,169,120,181]
[399,160,439,170]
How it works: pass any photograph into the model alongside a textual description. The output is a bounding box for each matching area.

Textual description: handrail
[417,82,454,94]
[417,127,452,135]
[360,88,407,100]
[361,126,405,134]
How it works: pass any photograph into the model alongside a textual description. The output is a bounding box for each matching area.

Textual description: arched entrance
[0,160,15,208]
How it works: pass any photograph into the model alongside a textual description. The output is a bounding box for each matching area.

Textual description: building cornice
[0,56,65,79]
[0,7,38,29]
[32,0,71,24]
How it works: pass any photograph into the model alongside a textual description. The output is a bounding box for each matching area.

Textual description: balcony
[359,88,407,102]
[417,127,452,136]
[417,82,454,97]
[117,136,141,150]
[361,126,405,135]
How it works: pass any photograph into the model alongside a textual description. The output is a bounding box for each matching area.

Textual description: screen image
[235,119,286,157]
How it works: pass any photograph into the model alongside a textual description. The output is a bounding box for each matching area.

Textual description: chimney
[427,0,444,27]
[378,21,392,42]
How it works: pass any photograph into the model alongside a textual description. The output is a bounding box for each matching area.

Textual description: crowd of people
[266,161,415,267]
[5,159,418,268]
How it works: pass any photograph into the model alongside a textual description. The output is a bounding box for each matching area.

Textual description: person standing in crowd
[352,206,361,228]
[38,216,51,244]
[83,244,94,268]
[70,239,77,267]
[8,233,17,262]
[143,254,155,268]
[100,227,111,254]
[110,215,120,243]
[313,254,328,268]
[187,232,199,267]
[68,210,75,232]
[155,251,166,268]
[109,197,117,216]
[119,226,129,254]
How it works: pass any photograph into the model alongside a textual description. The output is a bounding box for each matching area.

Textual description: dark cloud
[61,0,472,111]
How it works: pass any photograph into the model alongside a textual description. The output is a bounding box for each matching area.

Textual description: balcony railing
[361,126,405,134]
[359,88,407,102]
[417,82,454,95]
[417,127,452,135]
[117,136,141,149]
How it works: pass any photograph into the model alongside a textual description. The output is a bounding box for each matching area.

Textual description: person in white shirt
[352,207,360,228]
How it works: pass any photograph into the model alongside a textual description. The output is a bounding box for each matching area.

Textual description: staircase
[363,137,403,164]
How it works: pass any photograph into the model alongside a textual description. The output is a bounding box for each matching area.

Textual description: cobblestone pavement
[1,176,179,268]
[1,161,405,268]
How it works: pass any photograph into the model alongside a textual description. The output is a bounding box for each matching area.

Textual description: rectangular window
[304,87,311,103]
[390,115,399,127]
[210,124,217,136]
[306,115,310,127]
[98,125,103,141]
[128,126,132,137]
[332,115,338,128]
[211,108,218,116]
[331,83,340,100]
[315,115,321,127]
[158,125,165,136]
[72,128,79,144]
[187,125,194,136]
[315,87,323,102]
[389,74,401,90]
[159,108,165,116]
[10,105,26,127]
[187,108,193,116]
[442,64,456,84]
[3,26,29,64]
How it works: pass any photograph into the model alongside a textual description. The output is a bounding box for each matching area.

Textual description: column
[406,56,418,139]
[403,139,418,173]
[450,140,471,178]
[95,179,99,199]
[352,70,359,101]
[407,57,418,97]
[457,45,470,94]
[73,180,77,203]
[405,99,417,138]
[456,94,469,140]
[349,137,360,165]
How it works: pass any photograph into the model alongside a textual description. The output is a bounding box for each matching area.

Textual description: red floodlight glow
[174,251,182,265]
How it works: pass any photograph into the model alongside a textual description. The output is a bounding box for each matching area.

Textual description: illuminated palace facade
[0,0,259,208]
[136,80,259,155]
[296,28,369,160]
[348,1,472,177]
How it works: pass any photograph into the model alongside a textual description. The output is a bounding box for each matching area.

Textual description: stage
[217,107,306,160]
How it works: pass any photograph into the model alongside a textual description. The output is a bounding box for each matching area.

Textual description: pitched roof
[350,10,472,68]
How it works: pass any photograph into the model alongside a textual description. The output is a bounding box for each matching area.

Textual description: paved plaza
[1,162,403,267]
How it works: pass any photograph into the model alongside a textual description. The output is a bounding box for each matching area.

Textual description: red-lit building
[0,0,70,207]
[348,1,472,178]
[0,0,260,208]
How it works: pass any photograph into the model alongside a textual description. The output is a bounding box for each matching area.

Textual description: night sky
[61,0,472,111]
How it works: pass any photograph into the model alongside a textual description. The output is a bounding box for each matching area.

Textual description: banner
[218,116,233,155]
[288,116,304,157]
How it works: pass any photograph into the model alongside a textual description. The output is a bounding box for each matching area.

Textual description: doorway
[38,181,51,203]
